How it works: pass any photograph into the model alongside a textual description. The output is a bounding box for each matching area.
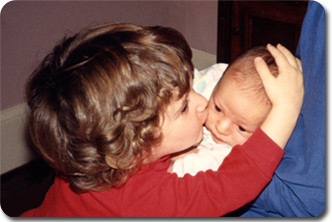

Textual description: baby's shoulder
[193,63,228,99]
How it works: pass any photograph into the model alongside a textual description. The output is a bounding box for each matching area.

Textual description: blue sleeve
[237,1,325,217]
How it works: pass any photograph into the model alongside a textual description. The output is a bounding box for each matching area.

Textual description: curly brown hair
[25,23,193,192]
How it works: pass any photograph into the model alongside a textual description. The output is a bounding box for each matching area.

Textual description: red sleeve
[123,128,284,216]
[20,128,284,217]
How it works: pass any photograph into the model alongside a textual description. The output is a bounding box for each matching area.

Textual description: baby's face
[205,76,271,147]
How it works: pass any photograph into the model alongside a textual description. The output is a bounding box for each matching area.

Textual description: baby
[171,46,287,176]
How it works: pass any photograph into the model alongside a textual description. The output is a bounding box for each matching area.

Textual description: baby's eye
[215,105,222,112]
[238,126,247,132]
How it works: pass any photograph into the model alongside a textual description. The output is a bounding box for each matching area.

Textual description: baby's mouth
[211,132,227,144]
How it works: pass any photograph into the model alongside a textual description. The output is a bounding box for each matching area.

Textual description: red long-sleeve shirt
[21,128,284,217]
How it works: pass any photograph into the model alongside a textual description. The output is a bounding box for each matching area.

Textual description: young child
[170,46,290,176]
[21,23,303,217]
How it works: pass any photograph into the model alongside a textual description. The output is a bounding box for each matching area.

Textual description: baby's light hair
[222,46,278,106]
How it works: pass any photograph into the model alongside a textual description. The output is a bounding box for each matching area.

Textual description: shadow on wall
[1,158,55,217]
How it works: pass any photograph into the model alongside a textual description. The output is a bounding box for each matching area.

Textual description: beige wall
[1,0,218,111]
[1,0,218,173]
[1,1,218,173]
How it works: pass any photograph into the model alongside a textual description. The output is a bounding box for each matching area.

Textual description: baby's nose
[216,119,232,135]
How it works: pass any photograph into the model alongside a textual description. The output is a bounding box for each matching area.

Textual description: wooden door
[217,1,308,63]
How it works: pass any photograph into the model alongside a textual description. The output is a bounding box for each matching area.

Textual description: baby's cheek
[205,107,215,123]
[204,115,213,129]
[241,133,253,145]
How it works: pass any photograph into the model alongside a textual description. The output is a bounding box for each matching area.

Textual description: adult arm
[237,1,325,216]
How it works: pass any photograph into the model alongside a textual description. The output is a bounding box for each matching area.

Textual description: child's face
[205,76,271,147]
[152,88,208,159]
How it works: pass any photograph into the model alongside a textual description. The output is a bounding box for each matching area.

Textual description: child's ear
[105,155,118,169]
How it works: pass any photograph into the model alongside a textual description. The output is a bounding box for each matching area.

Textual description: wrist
[271,103,301,119]
[261,105,299,149]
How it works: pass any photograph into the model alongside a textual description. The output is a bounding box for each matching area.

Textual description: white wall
[1,104,37,174]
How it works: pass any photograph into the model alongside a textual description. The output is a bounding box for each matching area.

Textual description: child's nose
[216,118,232,135]
[195,93,208,121]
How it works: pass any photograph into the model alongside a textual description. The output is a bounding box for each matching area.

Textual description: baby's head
[25,23,195,192]
[205,46,278,147]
